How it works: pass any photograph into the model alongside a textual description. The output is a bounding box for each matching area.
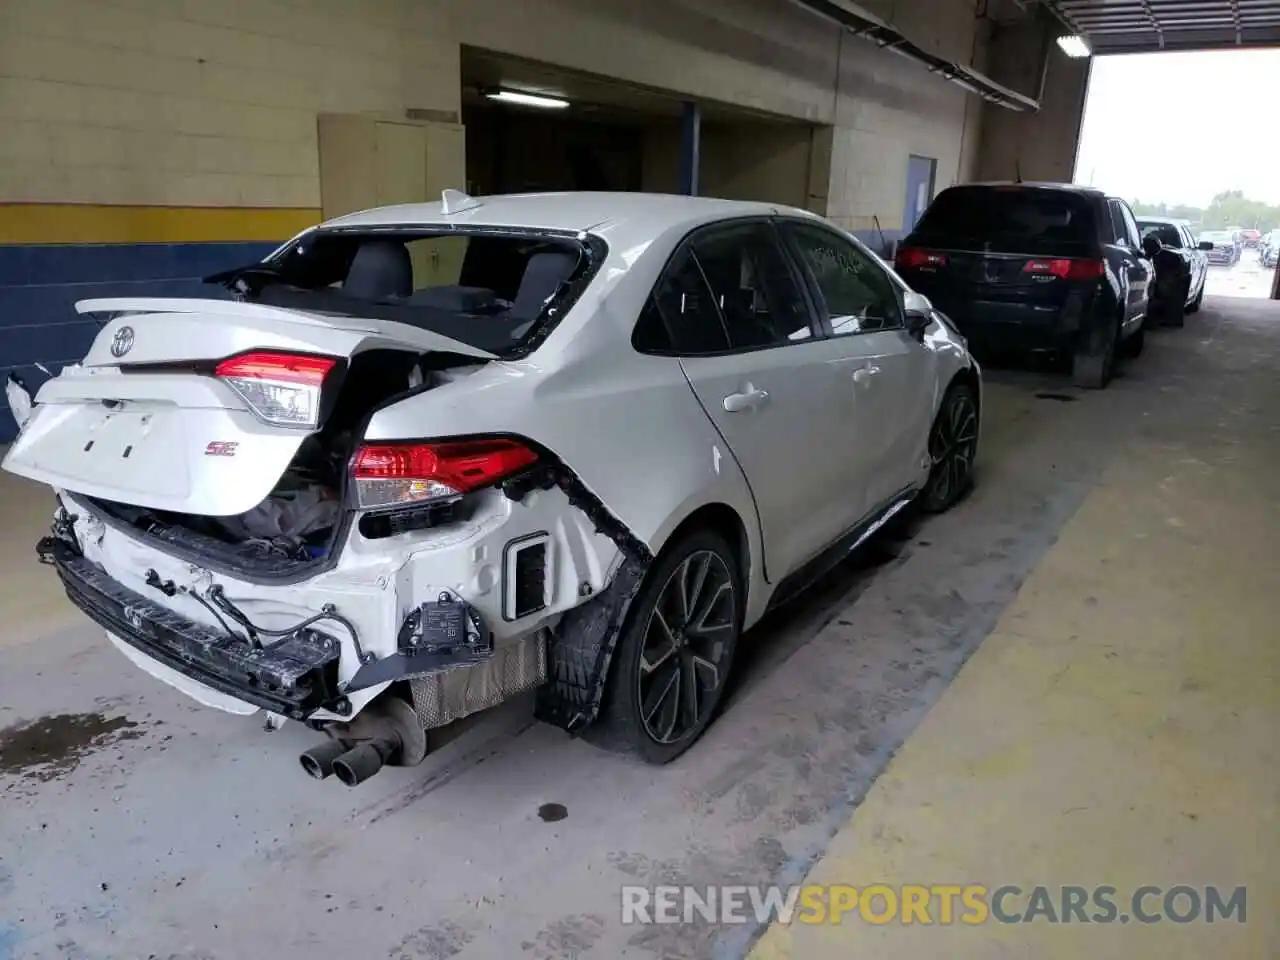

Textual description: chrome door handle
[723,388,770,413]
[852,365,881,384]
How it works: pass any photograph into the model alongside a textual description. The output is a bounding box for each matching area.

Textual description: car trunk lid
[2,298,495,517]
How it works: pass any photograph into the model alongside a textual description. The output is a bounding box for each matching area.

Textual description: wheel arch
[658,502,752,599]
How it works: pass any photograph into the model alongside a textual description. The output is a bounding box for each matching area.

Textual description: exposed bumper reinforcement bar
[41,537,342,720]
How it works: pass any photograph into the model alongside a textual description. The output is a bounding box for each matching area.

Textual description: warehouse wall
[973,10,1092,183]
[0,0,993,439]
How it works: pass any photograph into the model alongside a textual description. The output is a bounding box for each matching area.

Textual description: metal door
[903,155,938,233]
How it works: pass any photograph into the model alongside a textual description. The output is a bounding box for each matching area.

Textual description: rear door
[2,299,493,516]
[664,221,858,580]
[779,219,933,515]
[1106,199,1152,329]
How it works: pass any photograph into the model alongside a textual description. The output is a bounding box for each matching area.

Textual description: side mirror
[903,291,933,339]
[1198,240,1214,251]
[1141,235,1161,259]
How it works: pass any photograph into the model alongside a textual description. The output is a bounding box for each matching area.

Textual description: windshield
[1138,222,1182,247]
[1200,231,1233,242]
[910,186,1097,254]
[206,228,602,356]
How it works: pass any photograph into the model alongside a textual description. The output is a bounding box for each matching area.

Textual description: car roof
[945,181,1107,198]
[1136,216,1184,224]
[319,191,821,247]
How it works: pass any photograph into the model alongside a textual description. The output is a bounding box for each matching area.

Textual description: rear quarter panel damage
[363,341,764,605]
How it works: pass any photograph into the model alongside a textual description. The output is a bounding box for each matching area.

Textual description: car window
[1116,202,1143,249]
[1138,222,1183,247]
[633,247,731,355]
[690,223,813,349]
[911,186,1096,254]
[226,229,593,356]
[782,222,903,335]
[1105,201,1128,246]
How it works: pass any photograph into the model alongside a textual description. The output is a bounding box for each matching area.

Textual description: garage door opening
[1074,48,1280,301]
[460,48,823,211]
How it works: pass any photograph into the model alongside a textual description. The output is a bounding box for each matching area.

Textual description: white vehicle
[4,191,981,783]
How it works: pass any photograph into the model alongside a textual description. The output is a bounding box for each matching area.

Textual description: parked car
[894,182,1150,389]
[3,191,982,781]
[1137,217,1213,325]
[1240,228,1261,249]
[1199,230,1240,265]
[1259,230,1280,268]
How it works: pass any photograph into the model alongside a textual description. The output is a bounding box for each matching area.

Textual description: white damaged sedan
[4,191,980,783]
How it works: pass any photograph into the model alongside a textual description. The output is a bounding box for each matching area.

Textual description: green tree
[1130,192,1280,234]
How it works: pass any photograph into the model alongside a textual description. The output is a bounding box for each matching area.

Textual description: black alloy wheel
[586,530,741,764]
[637,549,735,745]
[920,383,979,513]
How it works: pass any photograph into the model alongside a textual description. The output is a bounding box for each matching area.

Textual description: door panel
[648,221,857,582]
[777,219,935,517]
[680,343,863,580]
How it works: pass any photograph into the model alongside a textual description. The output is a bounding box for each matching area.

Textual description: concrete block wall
[0,0,995,439]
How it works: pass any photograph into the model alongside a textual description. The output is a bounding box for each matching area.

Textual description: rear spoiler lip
[73,297,498,361]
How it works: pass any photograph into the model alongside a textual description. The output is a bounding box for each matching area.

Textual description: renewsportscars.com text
[620,884,1247,926]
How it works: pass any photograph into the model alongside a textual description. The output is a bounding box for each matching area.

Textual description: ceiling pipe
[789,0,1042,111]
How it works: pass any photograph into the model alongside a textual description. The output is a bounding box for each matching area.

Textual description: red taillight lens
[1021,258,1105,281]
[351,438,539,510]
[895,248,949,270]
[215,351,338,428]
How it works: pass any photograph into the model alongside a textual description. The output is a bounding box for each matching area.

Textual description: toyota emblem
[110,325,135,358]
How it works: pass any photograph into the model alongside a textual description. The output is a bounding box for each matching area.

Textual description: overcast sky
[1074,48,1280,207]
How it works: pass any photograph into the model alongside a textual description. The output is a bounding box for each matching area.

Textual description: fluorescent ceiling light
[1056,35,1091,58]
[485,89,570,109]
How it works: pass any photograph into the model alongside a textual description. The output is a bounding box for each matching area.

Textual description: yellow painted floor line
[748,432,1280,958]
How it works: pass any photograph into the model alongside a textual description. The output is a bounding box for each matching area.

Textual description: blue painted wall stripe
[0,241,275,442]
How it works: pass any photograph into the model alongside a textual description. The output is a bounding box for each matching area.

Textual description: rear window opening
[206,228,605,357]
[911,187,1097,255]
[1138,222,1183,247]
[82,348,488,578]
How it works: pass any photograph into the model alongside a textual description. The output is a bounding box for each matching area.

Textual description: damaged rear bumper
[42,536,344,720]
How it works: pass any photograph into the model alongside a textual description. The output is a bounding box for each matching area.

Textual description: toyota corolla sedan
[4,192,980,784]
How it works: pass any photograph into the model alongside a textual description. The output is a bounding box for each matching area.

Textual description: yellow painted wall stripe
[0,204,321,245]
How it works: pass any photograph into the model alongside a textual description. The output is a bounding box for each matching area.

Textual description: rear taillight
[215,351,337,428]
[351,438,539,510]
[895,248,949,270]
[1021,258,1105,281]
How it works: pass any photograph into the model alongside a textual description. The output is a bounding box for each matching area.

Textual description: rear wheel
[919,382,979,513]
[1072,314,1117,389]
[586,530,741,764]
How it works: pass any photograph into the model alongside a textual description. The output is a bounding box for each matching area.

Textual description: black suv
[894,182,1151,388]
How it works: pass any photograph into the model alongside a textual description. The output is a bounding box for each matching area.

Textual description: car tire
[919,381,979,514]
[585,529,742,765]
[1072,314,1117,389]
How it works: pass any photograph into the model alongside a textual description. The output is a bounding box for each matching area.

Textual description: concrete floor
[0,296,1276,959]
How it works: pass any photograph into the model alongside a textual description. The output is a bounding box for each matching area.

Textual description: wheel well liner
[535,501,750,735]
